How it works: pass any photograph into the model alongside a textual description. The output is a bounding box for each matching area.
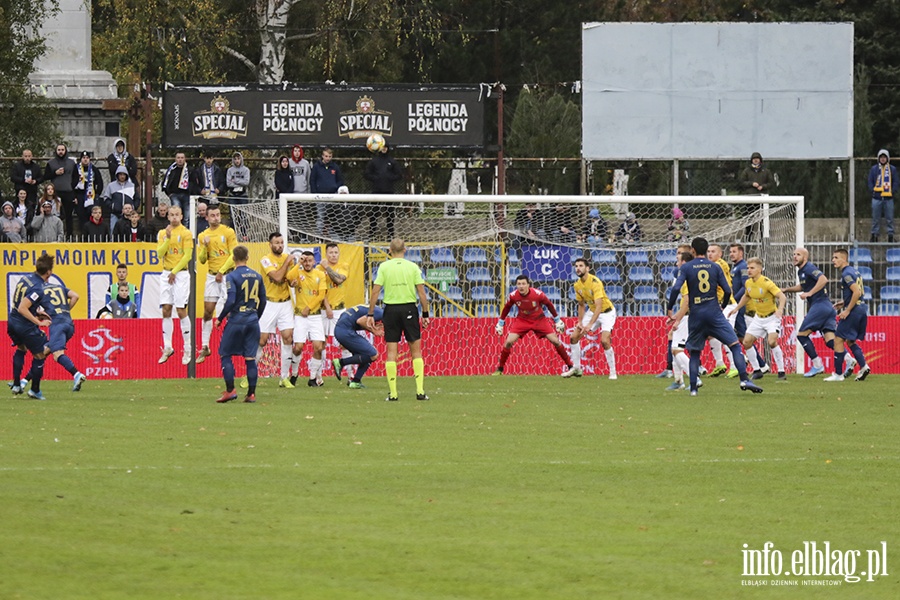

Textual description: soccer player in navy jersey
[669,237,763,396]
[824,249,870,382]
[493,275,572,375]
[782,248,836,377]
[216,246,267,403]
[7,255,54,399]
[39,279,87,392]
[331,304,385,389]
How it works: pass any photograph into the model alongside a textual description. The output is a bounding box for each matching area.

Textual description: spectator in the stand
[106,138,138,183]
[147,201,170,240]
[310,148,344,235]
[72,151,104,230]
[82,205,110,241]
[112,209,147,242]
[96,282,139,319]
[39,183,62,217]
[109,264,139,304]
[29,199,65,243]
[580,208,608,246]
[14,189,36,229]
[100,165,140,231]
[195,201,209,232]
[543,205,577,243]
[289,145,311,194]
[666,206,690,242]
[161,152,191,219]
[226,152,250,200]
[739,152,774,195]
[867,148,897,243]
[616,212,642,244]
[514,203,538,237]
[363,141,404,240]
[43,143,77,238]
[191,151,226,200]
[275,155,293,198]
[1,201,25,242]
[10,149,43,204]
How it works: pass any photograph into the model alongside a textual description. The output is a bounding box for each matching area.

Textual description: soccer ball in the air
[366,133,385,153]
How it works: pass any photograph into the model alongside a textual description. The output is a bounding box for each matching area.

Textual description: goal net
[227,194,804,377]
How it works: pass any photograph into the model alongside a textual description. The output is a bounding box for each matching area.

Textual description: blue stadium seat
[614,303,624,316]
[605,285,624,302]
[881,285,900,301]
[470,285,496,302]
[660,266,679,282]
[886,267,900,283]
[462,247,488,264]
[405,248,423,263]
[475,304,500,317]
[655,248,678,264]
[508,269,522,284]
[570,248,588,262]
[628,266,655,282]
[859,266,874,282]
[887,248,900,263]
[639,303,666,317]
[430,247,455,263]
[625,250,649,264]
[568,286,578,301]
[863,286,873,301]
[633,285,659,302]
[495,247,519,263]
[466,267,492,282]
[591,249,618,265]
[442,305,467,317]
[542,285,562,302]
[879,303,900,316]
[849,247,873,264]
[595,266,621,283]
[445,285,464,302]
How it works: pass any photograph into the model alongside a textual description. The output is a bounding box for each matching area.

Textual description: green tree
[0,0,61,155]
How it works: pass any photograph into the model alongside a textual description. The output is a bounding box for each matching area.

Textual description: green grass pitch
[1,373,898,599]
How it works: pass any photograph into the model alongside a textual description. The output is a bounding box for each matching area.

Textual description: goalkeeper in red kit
[492,275,573,375]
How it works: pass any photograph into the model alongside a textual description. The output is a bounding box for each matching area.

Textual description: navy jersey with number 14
[219,266,267,323]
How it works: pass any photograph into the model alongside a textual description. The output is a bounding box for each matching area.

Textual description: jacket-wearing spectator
[10,149,43,204]
[43,143,77,238]
[14,189,36,230]
[39,183,62,218]
[289,145,311,193]
[161,152,191,214]
[72,150,104,228]
[146,202,170,241]
[363,143,404,239]
[275,155,293,198]
[1,201,25,242]
[310,148,344,234]
[100,165,141,231]
[226,152,250,199]
[867,148,897,243]
[738,152,774,195]
[82,205,110,242]
[616,212,642,244]
[107,138,138,183]
[112,211,147,242]
[190,152,226,199]
[195,201,209,233]
[29,200,66,243]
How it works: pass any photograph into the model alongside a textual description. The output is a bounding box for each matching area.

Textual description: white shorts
[581,307,616,333]
[324,308,345,337]
[725,305,737,327]
[159,270,190,308]
[259,300,294,334]
[204,273,227,302]
[746,314,782,339]
[293,313,326,343]
[672,316,690,349]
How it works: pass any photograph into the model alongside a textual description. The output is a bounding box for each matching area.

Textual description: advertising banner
[163,85,485,149]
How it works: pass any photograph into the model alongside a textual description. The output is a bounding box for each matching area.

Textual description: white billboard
[582,22,854,160]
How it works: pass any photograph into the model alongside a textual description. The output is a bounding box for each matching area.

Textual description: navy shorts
[7,320,49,355]
[836,306,867,343]
[734,307,747,338]
[800,301,837,333]
[334,325,377,358]
[48,320,74,353]
[219,319,261,358]
[686,310,739,352]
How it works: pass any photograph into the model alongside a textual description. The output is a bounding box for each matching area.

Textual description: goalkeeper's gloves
[555,317,565,334]
[495,319,505,336]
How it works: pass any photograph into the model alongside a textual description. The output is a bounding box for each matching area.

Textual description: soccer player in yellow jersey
[256,232,296,388]
[156,205,194,365]
[562,258,617,379]
[317,243,352,381]
[729,257,787,380]
[286,251,331,386]
[707,243,740,377]
[196,205,237,363]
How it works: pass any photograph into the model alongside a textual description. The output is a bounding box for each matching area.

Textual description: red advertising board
[2,317,899,380]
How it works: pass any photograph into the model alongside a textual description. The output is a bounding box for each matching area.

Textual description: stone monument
[30,0,124,155]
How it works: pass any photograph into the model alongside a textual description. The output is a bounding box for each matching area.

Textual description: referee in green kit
[366,238,431,401]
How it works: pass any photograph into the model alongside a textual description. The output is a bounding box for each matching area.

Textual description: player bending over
[562,258,617,379]
[493,275,572,375]
[331,303,385,389]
